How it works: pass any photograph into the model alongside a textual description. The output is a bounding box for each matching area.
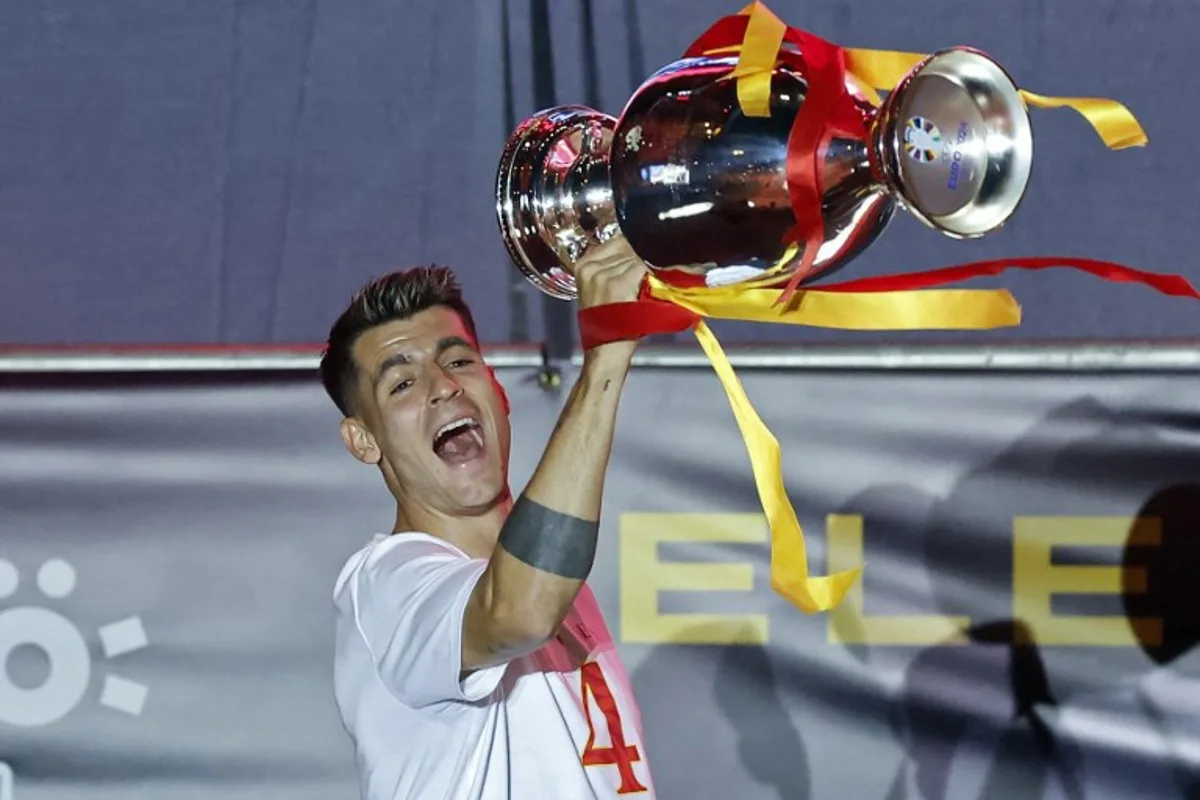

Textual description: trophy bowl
[495,45,1033,299]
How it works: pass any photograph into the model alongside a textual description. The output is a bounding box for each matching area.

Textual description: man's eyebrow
[434,336,476,358]
[373,352,411,387]
[372,337,476,387]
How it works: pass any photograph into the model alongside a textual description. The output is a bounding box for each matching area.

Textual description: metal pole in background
[500,0,530,345]
[621,0,647,93]
[529,0,576,377]
[579,0,601,109]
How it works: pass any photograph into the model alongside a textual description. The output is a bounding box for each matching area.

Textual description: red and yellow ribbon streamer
[666,288,1014,612]
[582,253,1200,612]
[653,280,1019,612]
[579,278,1022,614]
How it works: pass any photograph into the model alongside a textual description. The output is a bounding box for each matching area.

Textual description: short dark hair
[319,265,479,416]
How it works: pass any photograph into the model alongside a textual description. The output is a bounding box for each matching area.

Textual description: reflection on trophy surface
[495,46,1033,299]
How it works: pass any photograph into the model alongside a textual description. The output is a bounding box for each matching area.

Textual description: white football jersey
[332,533,657,800]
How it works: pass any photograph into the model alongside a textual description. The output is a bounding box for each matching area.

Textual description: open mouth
[432,416,485,464]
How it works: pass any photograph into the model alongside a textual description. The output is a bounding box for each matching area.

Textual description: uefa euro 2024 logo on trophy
[0,556,150,798]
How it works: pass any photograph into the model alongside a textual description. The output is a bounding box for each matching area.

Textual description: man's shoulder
[331,532,469,600]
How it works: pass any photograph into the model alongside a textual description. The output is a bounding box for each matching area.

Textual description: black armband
[497,496,599,580]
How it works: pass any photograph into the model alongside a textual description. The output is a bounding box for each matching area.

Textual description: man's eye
[391,379,413,395]
[448,358,474,369]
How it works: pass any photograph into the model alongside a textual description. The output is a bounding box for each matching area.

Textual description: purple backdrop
[0,0,1195,346]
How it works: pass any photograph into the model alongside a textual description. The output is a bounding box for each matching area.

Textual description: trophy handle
[495,105,619,300]
[872,47,1034,239]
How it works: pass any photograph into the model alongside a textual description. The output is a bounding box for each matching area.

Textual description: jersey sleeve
[342,536,509,709]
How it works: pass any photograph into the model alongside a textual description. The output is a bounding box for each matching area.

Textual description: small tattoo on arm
[498,496,599,580]
[603,379,611,390]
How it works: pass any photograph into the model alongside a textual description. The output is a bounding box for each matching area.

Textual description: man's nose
[430,370,463,404]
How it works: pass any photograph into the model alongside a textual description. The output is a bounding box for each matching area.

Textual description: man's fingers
[580,261,644,289]
[578,232,640,267]
[573,232,648,308]
[577,244,644,276]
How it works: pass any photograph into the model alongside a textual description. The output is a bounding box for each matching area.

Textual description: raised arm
[462,236,646,670]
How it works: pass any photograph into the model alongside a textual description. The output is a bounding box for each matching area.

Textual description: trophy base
[876,48,1033,239]
[495,105,618,300]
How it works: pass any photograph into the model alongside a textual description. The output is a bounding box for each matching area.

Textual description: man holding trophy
[322,3,1182,797]
[324,239,660,800]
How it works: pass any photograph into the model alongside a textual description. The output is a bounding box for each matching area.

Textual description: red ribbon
[682,15,754,58]
[578,295,698,350]
[779,30,865,305]
[809,256,1200,297]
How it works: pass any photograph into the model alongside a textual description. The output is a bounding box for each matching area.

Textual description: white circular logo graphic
[0,558,149,729]
[0,607,90,727]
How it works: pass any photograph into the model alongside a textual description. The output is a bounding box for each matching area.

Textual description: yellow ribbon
[1011,90,1148,150]
[718,2,1149,149]
[842,47,1148,150]
[728,2,788,117]
[645,278,1019,613]
[649,279,1022,330]
[692,320,860,612]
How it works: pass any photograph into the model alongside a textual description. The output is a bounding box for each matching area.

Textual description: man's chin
[435,459,507,510]
[453,484,510,515]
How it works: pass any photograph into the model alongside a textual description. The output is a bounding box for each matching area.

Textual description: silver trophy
[495,46,1032,299]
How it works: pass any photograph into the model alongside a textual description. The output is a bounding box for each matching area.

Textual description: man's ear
[487,365,511,416]
[340,417,382,465]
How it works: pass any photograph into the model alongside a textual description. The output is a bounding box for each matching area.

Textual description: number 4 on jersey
[580,661,649,794]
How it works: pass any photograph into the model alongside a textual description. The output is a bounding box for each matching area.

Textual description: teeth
[435,417,477,440]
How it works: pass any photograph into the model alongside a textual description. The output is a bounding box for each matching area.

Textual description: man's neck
[392,492,513,560]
